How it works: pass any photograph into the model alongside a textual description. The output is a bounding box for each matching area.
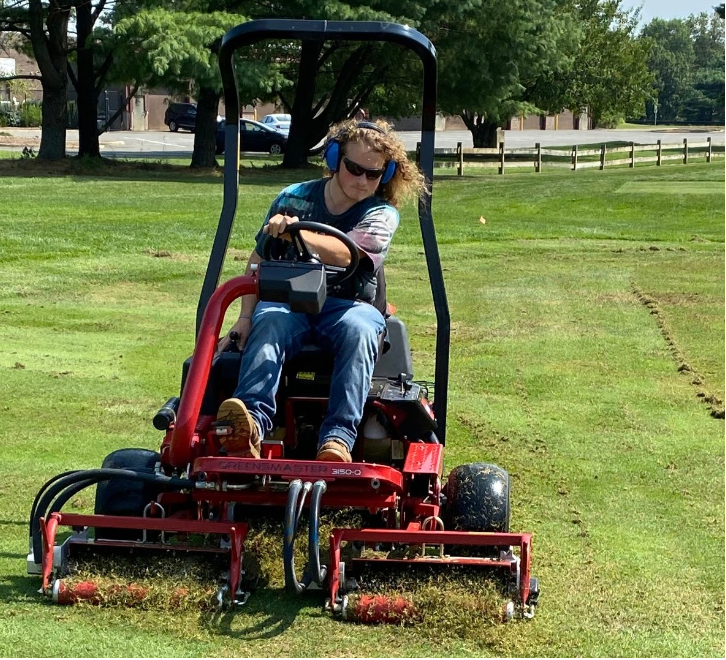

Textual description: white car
[261,113,291,134]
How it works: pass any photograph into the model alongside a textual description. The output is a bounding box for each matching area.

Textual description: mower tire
[94,448,161,540]
[444,462,510,533]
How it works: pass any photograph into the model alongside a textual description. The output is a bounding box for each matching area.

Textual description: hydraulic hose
[30,469,195,561]
[283,480,312,595]
[308,480,327,585]
[29,470,82,538]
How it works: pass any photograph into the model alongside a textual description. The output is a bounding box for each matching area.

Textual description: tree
[684,12,724,122]
[529,0,653,129]
[640,18,695,122]
[224,0,434,167]
[70,0,116,157]
[113,8,285,168]
[421,0,578,146]
[0,0,71,160]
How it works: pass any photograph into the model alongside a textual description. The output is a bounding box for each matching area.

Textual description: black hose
[308,480,327,585]
[31,469,194,561]
[29,470,82,538]
[283,479,313,595]
[48,479,97,517]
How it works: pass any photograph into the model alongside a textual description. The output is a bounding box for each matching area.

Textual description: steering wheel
[261,220,360,284]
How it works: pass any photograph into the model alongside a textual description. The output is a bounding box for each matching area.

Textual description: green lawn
[0,159,723,657]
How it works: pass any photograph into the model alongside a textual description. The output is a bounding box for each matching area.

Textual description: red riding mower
[27,19,539,622]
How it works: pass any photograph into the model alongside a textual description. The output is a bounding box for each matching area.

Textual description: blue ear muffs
[324,122,397,185]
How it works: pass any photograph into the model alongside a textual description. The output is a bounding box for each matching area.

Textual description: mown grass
[0,159,723,657]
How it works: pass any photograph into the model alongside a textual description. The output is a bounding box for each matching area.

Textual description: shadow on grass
[0,574,39,603]
[202,588,315,640]
[0,156,325,188]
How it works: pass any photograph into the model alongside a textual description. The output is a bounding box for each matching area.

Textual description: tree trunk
[74,0,100,158]
[282,39,323,169]
[38,86,69,160]
[461,111,501,148]
[29,0,71,160]
[190,86,220,168]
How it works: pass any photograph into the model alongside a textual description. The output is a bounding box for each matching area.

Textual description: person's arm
[216,249,261,353]
[264,214,355,267]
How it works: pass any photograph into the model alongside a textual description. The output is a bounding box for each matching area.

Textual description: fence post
[629,142,635,168]
[599,143,606,170]
[683,138,688,164]
[657,139,662,166]
[457,141,463,176]
[498,141,505,175]
[416,141,421,166]
[572,145,578,171]
[707,137,712,163]
[535,142,541,173]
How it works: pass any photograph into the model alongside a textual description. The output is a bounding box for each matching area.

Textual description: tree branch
[98,83,137,135]
[0,74,42,81]
[94,52,113,95]
[317,42,341,69]
[278,91,292,113]
[67,61,78,90]
[91,0,107,25]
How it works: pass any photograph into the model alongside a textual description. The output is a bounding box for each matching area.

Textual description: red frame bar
[328,528,532,608]
[193,456,405,491]
[39,512,248,598]
[191,489,398,510]
[169,275,257,467]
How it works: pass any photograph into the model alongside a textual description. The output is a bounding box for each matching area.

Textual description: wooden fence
[416,137,724,175]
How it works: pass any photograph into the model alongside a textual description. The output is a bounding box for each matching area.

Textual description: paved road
[2,126,723,158]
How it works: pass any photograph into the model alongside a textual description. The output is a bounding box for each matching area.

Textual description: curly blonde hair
[323,119,427,208]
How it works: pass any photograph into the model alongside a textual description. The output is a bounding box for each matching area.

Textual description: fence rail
[416,137,724,175]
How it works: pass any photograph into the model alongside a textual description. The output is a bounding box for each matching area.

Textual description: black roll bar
[198,19,450,442]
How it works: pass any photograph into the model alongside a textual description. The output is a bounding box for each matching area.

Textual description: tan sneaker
[317,439,352,463]
[215,398,261,458]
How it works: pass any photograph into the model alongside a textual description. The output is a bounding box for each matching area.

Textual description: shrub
[19,103,42,127]
[0,108,21,127]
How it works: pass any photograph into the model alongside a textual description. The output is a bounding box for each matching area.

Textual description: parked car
[261,113,291,134]
[215,119,288,155]
[164,102,197,132]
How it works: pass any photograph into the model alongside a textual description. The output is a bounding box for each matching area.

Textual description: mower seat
[183,316,413,415]
[280,315,413,396]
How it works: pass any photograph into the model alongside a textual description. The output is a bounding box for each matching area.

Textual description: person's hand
[263,213,299,241]
[216,317,253,354]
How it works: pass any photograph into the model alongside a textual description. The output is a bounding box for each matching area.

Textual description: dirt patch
[144,248,173,258]
[632,283,724,419]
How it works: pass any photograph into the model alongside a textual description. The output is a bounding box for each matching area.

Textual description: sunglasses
[342,156,385,180]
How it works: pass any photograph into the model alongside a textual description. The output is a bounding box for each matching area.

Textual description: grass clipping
[349,569,508,631]
[64,511,510,633]
[67,554,221,610]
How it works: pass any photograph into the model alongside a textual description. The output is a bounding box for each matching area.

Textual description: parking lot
[1,126,723,158]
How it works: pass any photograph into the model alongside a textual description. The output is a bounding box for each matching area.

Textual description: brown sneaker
[317,439,352,463]
[215,398,261,458]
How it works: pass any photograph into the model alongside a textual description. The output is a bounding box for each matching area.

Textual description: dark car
[215,119,287,155]
[164,103,197,132]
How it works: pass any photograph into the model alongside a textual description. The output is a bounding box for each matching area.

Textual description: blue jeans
[233,297,385,452]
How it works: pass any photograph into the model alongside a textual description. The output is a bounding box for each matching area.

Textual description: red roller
[53,580,100,605]
[52,579,149,606]
[347,594,420,624]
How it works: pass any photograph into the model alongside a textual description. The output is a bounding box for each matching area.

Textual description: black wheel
[444,463,510,532]
[169,120,178,132]
[94,448,161,540]
[269,142,283,155]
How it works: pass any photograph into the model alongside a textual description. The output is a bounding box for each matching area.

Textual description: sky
[620,0,721,24]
